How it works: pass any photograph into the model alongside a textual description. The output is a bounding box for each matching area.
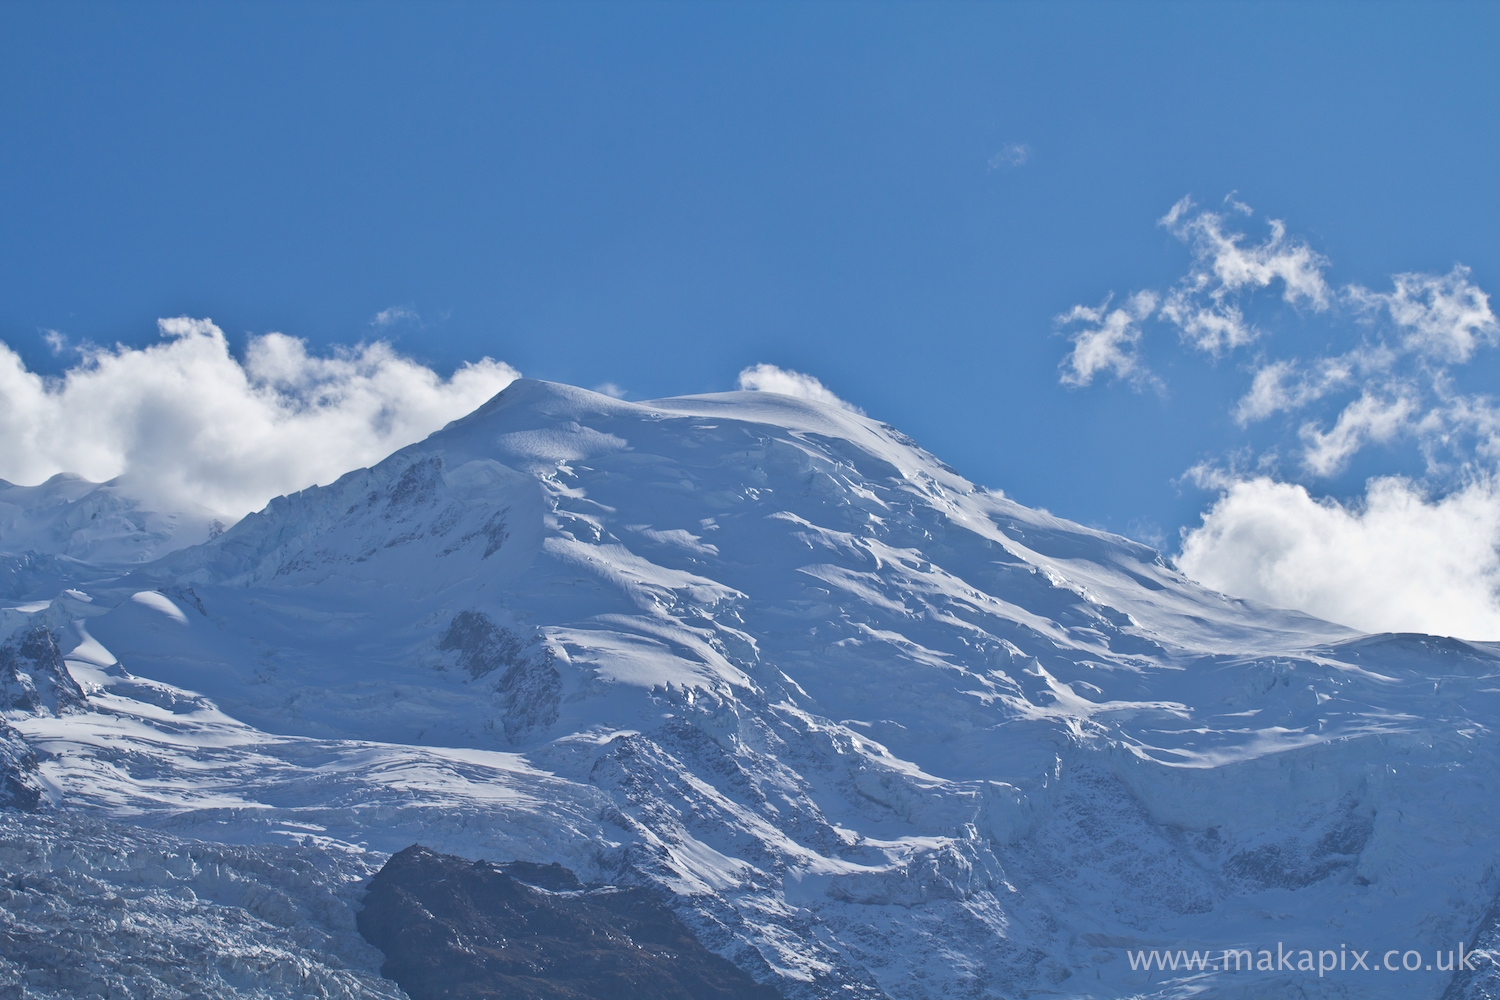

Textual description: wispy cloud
[1239,271,1496,479]
[1066,196,1500,481]
[1297,390,1420,477]
[372,305,421,330]
[0,317,519,517]
[1156,196,1331,354]
[1231,347,1392,425]
[1055,197,1336,390]
[1349,265,1498,363]
[988,143,1031,169]
[1064,196,1500,637]
[1057,291,1159,389]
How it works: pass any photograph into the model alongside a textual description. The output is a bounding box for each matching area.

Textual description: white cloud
[1179,475,1500,639]
[1056,197,1333,369]
[1233,347,1393,426]
[372,305,421,330]
[1442,392,1500,465]
[1298,390,1419,477]
[1349,265,1498,363]
[1181,449,1281,492]
[1234,360,1310,425]
[1096,198,1498,486]
[1063,196,1500,639]
[1056,291,1159,388]
[1159,295,1256,354]
[1161,199,1332,306]
[1157,197,1331,354]
[593,382,628,399]
[988,143,1031,169]
[0,317,520,518]
[736,364,864,414]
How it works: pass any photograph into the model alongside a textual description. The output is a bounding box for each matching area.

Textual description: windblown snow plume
[0,318,519,518]
[1062,197,1500,639]
[736,363,863,413]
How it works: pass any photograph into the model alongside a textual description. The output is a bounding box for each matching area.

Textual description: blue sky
[4,1,1500,633]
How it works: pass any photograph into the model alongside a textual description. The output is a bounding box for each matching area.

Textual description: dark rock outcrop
[0,720,42,810]
[440,611,526,680]
[438,612,560,742]
[0,627,86,715]
[357,845,782,1000]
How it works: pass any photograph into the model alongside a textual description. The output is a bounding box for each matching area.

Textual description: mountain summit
[2,380,1498,999]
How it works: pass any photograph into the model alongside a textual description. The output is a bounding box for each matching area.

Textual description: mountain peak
[10,378,1483,1000]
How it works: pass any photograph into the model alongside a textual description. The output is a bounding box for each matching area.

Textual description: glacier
[2,378,1500,998]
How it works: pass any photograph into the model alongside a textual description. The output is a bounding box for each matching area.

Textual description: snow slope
[0,474,226,600]
[5,379,1500,999]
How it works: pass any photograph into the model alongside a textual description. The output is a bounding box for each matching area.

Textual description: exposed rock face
[0,627,86,715]
[0,720,41,810]
[438,611,561,741]
[357,845,783,1000]
[440,611,526,680]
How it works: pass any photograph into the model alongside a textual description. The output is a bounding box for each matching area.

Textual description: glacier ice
[0,810,402,999]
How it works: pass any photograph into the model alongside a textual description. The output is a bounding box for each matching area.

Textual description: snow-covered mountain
[4,379,1500,999]
[0,474,226,600]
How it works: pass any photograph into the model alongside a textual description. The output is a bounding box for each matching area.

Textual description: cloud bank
[1179,476,1500,638]
[736,364,864,414]
[1062,198,1500,638]
[0,317,519,518]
